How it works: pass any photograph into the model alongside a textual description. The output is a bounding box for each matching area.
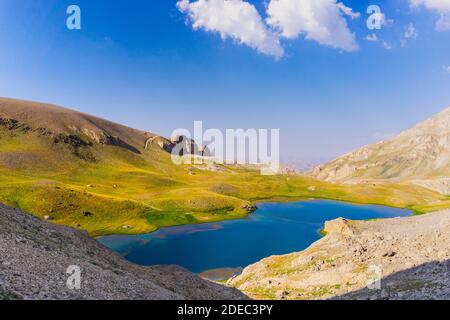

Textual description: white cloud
[410,0,450,31]
[437,15,450,30]
[404,23,418,39]
[176,0,284,59]
[365,33,378,41]
[401,23,418,47]
[336,2,361,20]
[266,0,359,51]
[382,41,393,50]
[177,0,360,58]
[444,65,450,73]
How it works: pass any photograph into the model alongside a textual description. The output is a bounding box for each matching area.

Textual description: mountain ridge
[0,97,167,153]
[309,107,450,194]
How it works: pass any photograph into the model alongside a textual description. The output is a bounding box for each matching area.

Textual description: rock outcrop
[229,210,450,300]
[0,204,246,300]
[144,135,174,153]
[323,218,354,236]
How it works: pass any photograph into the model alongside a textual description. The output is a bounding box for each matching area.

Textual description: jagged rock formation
[229,210,450,300]
[0,204,246,300]
[144,135,174,153]
[309,107,450,194]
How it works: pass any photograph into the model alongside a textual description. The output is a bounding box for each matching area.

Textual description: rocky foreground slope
[309,107,450,195]
[0,204,245,300]
[229,211,450,300]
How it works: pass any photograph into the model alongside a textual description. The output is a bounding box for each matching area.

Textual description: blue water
[98,200,411,274]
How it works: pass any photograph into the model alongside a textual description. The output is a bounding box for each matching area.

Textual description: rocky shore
[229,210,450,300]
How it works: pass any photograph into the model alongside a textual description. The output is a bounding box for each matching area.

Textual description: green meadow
[1,124,449,237]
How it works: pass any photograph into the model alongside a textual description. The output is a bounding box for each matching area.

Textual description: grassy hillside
[1,98,449,236]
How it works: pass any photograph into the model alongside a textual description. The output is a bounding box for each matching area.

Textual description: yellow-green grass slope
[1,98,449,236]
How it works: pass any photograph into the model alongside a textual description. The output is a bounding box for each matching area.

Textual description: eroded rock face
[144,135,174,153]
[0,118,32,132]
[229,211,450,300]
[53,134,90,148]
[0,204,246,300]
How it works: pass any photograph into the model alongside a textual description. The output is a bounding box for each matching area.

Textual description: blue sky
[0,0,449,164]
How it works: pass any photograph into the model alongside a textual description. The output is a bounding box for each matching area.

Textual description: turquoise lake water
[98,200,411,274]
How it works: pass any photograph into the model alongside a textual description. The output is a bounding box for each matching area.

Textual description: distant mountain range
[309,107,450,195]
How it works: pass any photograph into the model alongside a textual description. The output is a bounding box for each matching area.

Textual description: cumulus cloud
[176,0,284,59]
[410,0,450,31]
[444,65,450,73]
[177,0,360,58]
[266,0,359,51]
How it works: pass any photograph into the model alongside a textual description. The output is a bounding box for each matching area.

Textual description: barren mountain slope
[0,204,246,300]
[309,107,450,193]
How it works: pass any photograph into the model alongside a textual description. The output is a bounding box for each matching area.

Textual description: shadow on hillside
[332,259,449,300]
[111,137,142,154]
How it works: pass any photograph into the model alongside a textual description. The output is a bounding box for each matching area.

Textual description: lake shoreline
[99,200,412,274]
[199,267,244,282]
[95,195,420,238]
